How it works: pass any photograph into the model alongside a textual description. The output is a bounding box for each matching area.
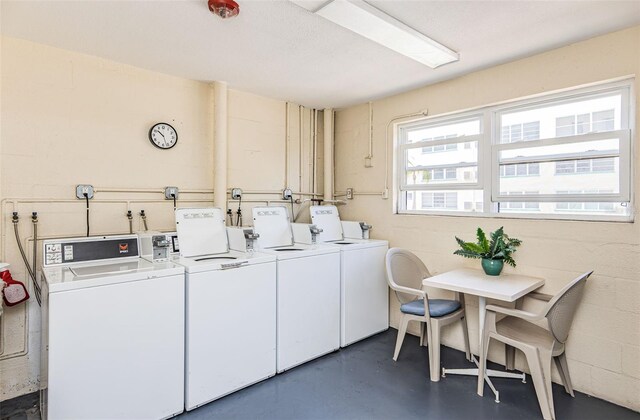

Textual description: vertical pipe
[284,102,290,188]
[299,105,304,193]
[213,81,228,210]
[323,108,334,201]
[313,109,318,195]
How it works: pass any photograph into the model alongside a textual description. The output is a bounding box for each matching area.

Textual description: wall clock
[149,123,178,150]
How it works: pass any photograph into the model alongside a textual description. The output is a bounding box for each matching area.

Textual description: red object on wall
[208,0,240,18]
[1,270,29,306]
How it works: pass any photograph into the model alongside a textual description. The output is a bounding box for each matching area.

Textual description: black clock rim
[148,122,178,150]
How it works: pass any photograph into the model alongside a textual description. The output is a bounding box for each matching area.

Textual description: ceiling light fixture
[307,0,458,69]
[208,0,240,19]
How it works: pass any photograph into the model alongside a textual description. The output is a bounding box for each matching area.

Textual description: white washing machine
[251,206,341,373]
[309,205,389,347]
[174,208,277,411]
[40,235,185,420]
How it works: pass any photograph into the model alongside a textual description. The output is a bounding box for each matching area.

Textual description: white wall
[0,36,319,400]
[334,26,640,410]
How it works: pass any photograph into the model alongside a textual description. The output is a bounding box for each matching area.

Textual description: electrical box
[231,188,243,200]
[346,188,354,200]
[164,187,179,200]
[282,188,293,200]
[75,185,94,199]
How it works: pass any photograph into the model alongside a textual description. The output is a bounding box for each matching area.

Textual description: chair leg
[541,350,556,420]
[522,347,554,420]
[554,352,574,397]
[505,345,516,371]
[429,321,441,382]
[477,330,491,396]
[461,315,471,362]
[393,314,410,361]
[419,322,426,347]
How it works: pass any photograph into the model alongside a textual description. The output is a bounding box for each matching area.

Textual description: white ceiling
[1,0,639,109]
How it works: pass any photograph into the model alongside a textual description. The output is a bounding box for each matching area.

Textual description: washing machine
[251,206,341,373]
[40,235,185,420]
[309,205,389,347]
[174,208,277,411]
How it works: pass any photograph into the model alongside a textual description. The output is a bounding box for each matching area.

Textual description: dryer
[174,208,277,411]
[251,206,341,373]
[309,205,389,347]
[40,235,185,420]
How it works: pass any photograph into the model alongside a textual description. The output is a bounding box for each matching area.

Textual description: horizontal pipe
[95,188,214,194]
[226,190,323,197]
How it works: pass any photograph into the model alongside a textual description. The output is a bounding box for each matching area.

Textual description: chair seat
[400,299,461,317]
[496,317,555,349]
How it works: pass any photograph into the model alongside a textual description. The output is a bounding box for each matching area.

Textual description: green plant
[454,226,522,267]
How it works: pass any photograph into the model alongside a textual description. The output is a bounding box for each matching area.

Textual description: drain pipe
[214,81,228,210]
[323,108,334,202]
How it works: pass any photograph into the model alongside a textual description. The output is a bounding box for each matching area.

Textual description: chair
[477,271,592,420]
[385,248,471,382]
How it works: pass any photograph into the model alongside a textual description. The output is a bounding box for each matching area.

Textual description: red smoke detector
[208,0,239,18]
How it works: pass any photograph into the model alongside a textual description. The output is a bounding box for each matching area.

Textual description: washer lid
[175,208,228,257]
[42,258,184,292]
[170,250,276,273]
[252,206,294,248]
[310,205,343,242]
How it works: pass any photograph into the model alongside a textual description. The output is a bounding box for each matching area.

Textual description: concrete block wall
[334,26,640,411]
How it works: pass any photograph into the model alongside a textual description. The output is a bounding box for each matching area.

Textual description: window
[555,109,615,137]
[499,191,541,211]
[500,163,540,177]
[421,192,458,209]
[555,190,616,213]
[421,135,458,153]
[501,121,540,143]
[399,114,484,212]
[554,157,615,174]
[396,79,633,220]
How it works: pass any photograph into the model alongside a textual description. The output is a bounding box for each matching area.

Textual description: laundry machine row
[39,205,386,418]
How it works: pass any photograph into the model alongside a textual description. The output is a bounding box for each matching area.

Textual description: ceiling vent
[208,0,240,18]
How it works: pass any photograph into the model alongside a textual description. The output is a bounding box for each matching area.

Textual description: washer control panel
[43,235,139,267]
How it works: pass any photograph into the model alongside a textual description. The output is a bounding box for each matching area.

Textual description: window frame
[395,78,635,222]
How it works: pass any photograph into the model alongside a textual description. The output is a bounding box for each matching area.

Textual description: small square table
[423,268,544,402]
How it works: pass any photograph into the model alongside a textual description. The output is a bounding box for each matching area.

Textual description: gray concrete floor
[2,329,638,419]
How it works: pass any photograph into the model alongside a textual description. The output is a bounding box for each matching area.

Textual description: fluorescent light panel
[312,0,458,69]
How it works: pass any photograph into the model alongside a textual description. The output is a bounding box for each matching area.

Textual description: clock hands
[155,130,165,139]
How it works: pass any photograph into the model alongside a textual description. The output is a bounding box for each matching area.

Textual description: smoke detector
[208,0,240,18]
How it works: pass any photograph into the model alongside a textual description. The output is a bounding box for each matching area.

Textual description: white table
[423,268,544,403]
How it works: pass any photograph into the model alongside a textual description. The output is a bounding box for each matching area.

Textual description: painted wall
[334,26,640,410]
[0,36,319,400]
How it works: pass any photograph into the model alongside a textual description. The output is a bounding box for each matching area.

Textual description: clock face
[149,123,178,149]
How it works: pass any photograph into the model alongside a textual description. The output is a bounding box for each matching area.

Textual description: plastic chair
[385,248,471,382]
[477,271,592,420]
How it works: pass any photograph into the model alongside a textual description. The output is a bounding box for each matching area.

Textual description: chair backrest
[385,248,431,304]
[544,271,592,343]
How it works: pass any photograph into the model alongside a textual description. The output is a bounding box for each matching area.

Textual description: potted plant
[454,227,522,276]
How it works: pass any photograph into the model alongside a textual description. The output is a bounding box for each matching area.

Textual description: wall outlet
[75,185,94,199]
[164,187,179,200]
[346,188,354,200]
[282,188,293,200]
[231,188,243,199]
[382,188,389,199]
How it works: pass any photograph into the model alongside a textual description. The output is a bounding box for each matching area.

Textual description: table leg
[440,294,525,403]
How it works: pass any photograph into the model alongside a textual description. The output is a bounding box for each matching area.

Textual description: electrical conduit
[214,81,228,210]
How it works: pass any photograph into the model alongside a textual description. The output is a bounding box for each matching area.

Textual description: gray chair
[478,271,592,420]
[385,248,471,382]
